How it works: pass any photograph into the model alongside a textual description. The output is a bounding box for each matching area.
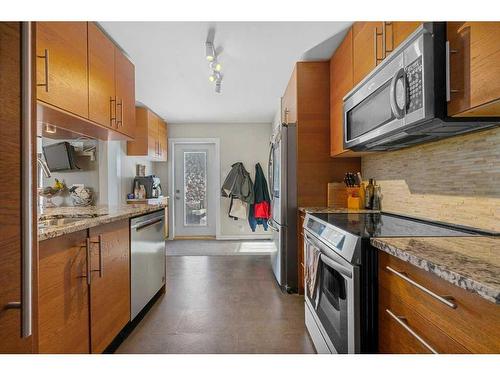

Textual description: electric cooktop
[309,212,485,238]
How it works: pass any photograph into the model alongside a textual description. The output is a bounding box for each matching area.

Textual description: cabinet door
[148,112,159,158]
[157,119,168,161]
[88,22,116,128]
[282,65,297,124]
[330,29,353,157]
[352,22,384,85]
[36,22,88,118]
[38,230,90,353]
[448,22,500,117]
[387,22,421,53]
[115,48,136,138]
[0,22,33,354]
[89,220,130,354]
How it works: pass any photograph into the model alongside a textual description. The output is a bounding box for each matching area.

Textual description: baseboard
[216,234,272,240]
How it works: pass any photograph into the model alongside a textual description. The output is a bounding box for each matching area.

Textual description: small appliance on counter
[132,175,162,198]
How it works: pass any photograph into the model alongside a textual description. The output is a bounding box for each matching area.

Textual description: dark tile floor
[116,254,315,354]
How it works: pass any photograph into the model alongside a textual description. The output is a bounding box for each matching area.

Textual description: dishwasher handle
[133,217,164,231]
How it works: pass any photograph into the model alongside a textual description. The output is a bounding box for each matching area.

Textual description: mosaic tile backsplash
[361,127,500,232]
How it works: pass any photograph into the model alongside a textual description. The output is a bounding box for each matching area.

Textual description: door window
[183,151,207,226]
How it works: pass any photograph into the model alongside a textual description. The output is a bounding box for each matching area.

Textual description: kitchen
[1,1,499,373]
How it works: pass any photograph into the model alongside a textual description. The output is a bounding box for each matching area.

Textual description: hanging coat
[248,162,271,231]
[221,162,254,204]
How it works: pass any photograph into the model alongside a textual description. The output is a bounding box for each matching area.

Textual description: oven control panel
[406,56,423,114]
[306,218,345,250]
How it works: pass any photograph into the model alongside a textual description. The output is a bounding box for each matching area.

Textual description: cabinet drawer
[378,251,500,353]
[379,286,470,354]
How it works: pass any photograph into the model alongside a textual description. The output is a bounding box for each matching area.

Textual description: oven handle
[304,234,353,279]
[320,254,353,279]
[389,67,406,119]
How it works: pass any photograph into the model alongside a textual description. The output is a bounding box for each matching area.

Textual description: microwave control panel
[406,56,423,114]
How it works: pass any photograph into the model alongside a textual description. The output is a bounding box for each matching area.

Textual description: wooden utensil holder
[346,186,365,209]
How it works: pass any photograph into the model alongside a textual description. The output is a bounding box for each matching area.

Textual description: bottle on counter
[372,184,381,210]
[134,180,140,199]
[365,178,374,209]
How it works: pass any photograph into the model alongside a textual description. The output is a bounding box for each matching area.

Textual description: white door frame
[168,138,221,239]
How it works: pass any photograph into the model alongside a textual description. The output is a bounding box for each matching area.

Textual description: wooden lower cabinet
[89,220,130,354]
[38,230,90,354]
[38,220,131,353]
[297,211,305,295]
[378,251,500,353]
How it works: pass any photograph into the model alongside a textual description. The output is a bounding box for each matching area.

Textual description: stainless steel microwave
[343,22,499,151]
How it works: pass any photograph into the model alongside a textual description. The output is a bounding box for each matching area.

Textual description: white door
[173,143,217,237]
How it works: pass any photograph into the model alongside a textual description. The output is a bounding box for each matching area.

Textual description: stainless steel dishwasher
[130,209,166,320]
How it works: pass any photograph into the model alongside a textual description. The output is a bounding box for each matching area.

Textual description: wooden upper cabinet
[447,22,500,117]
[352,22,383,86]
[88,22,115,128]
[330,29,353,157]
[282,66,297,124]
[89,220,130,354]
[388,22,421,52]
[157,119,168,161]
[115,48,136,138]
[128,106,167,160]
[38,230,90,354]
[36,22,88,118]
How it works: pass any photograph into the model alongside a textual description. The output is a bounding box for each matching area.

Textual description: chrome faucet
[37,154,51,178]
[37,154,51,215]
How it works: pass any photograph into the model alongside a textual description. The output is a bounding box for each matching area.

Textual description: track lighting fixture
[205,37,223,93]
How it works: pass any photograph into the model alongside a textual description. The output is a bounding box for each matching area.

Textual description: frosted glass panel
[184,151,207,226]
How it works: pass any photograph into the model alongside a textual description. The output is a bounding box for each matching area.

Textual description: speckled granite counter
[371,236,500,304]
[38,202,167,241]
[299,207,378,214]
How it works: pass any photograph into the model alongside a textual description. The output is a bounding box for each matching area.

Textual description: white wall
[99,140,161,206]
[162,123,272,239]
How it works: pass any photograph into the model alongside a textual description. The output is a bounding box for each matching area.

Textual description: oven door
[304,232,359,354]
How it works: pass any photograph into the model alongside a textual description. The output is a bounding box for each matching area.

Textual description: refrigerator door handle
[268,219,280,232]
[268,143,274,200]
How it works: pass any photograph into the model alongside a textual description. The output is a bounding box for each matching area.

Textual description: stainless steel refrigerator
[268,113,298,293]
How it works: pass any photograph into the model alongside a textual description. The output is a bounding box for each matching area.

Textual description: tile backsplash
[361,127,500,232]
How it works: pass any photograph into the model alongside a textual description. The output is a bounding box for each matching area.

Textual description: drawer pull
[386,309,438,354]
[386,266,457,309]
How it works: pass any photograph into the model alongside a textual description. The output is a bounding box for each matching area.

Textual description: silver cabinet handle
[85,238,91,285]
[445,41,459,102]
[386,266,457,309]
[109,97,117,127]
[36,48,49,92]
[116,99,123,127]
[386,309,438,354]
[21,22,33,338]
[89,235,103,278]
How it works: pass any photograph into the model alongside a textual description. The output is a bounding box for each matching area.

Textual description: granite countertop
[38,200,168,241]
[371,236,500,304]
[299,207,379,214]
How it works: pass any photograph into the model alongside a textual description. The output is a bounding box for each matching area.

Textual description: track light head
[205,42,215,61]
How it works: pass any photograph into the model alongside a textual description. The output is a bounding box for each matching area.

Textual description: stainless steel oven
[304,230,360,354]
[343,22,498,151]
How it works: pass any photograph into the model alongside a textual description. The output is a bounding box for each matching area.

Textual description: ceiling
[99,22,351,124]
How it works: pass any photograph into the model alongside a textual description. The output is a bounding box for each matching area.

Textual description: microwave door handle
[390,67,406,119]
